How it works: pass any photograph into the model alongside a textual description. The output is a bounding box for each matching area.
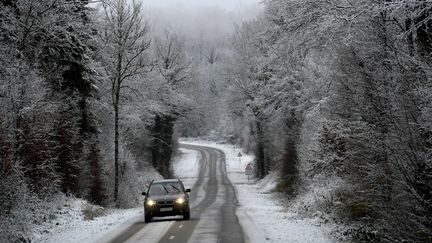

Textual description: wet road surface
[106,144,245,243]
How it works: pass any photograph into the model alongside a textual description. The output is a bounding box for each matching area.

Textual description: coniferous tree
[54,102,80,195]
[21,116,58,196]
[88,143,106,205]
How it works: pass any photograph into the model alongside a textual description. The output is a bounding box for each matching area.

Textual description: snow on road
[37,141,335,243]
[181,139,335,243]
[173,148,201,189]
[36,149,199,243]
[95,149,200,243]
[123,221,174,243]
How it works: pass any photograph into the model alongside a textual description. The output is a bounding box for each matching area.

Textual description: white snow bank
[181,138,336,243]
[36,148,200,243]
[34,164,165,243]
[33,197,143,243]
[172,148,200,189]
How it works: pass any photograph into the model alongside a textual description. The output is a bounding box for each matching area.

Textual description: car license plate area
[160,207,173,212]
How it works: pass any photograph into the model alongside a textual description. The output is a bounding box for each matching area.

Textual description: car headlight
[176,198,185,204]
[146,199,156,206]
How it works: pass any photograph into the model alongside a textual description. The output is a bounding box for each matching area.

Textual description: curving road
[106,144,245,243]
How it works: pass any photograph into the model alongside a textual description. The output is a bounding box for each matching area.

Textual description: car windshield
[149,182,183,195]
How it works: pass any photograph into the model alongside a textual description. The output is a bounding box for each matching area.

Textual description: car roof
[152,179,181,184]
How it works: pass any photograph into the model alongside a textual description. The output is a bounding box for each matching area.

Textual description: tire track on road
[106,144,245,243]
[108,146,210,243]
[158,145,219,243]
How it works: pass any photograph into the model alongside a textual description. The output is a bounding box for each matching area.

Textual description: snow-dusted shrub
[257,0,432,240]
[117,163,144,208]
[0,171,40,242]
[116,153,163,208]
[82,204,106,221]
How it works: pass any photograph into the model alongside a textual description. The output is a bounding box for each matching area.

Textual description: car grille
[166,200,174,205]
[157,200,174,206]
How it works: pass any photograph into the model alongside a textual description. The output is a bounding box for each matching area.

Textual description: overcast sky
[142,0,261,11]
[141,0,262,41]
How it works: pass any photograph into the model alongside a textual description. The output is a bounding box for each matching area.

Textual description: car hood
[147,194,184,201]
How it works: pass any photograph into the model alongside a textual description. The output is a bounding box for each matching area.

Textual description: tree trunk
[281,138,298,194]
[255,119,266,179]
[12,108,22,164]
[114,92,120,207]
[113,46,123,207]
[151,115,175,178]
[88,143,105,205]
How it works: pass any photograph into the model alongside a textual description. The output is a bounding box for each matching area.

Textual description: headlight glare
[146,199,156,206]
[176,198,185,204]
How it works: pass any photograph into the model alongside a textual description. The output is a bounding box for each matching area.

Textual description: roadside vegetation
[1,0,431,242]
[190,1,432,242]
[180,0,432,241]
[0,0,188,241]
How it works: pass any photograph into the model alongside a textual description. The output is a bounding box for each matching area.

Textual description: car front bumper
[145,203,190,217]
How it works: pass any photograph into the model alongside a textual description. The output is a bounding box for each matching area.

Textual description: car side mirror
[185,189,191,193]
[142,192,147,196]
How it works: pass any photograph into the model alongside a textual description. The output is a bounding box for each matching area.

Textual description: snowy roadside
[33,199,143,243]
[173,148,204,209]
[35,149,199,243]
[180,138,336,243]
[173,148,201,189]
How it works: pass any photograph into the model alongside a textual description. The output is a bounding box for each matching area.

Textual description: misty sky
[143,0,261,11]
[142,0,262,41]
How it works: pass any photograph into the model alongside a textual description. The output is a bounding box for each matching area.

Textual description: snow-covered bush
[117,155,163,208]
[223,0,432,241]
[0,171,41,242]
[82,204,107,221]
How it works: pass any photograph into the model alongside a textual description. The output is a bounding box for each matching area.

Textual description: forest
[1,0,431,242]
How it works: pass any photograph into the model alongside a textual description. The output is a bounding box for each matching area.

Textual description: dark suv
[142,179,191,223]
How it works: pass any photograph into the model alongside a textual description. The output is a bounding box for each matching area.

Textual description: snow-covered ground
[181,138,336,243]
[173,148,201,189]
[34,198,143,243]
[36,141,336,243]
[35,149,199,243]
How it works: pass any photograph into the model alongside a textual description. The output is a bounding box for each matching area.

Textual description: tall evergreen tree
[88,143,105,205]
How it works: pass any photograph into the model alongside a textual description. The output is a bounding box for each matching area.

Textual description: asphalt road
[106,144,245,243]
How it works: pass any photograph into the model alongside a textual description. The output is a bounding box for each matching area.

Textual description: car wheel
[145,214,152,223]
[183,211,190,220]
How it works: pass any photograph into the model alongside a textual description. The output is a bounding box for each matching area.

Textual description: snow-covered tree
[98,0,151,206]
[149,31,191,177]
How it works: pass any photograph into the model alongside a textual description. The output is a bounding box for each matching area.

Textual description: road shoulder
[180,139,335,243]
